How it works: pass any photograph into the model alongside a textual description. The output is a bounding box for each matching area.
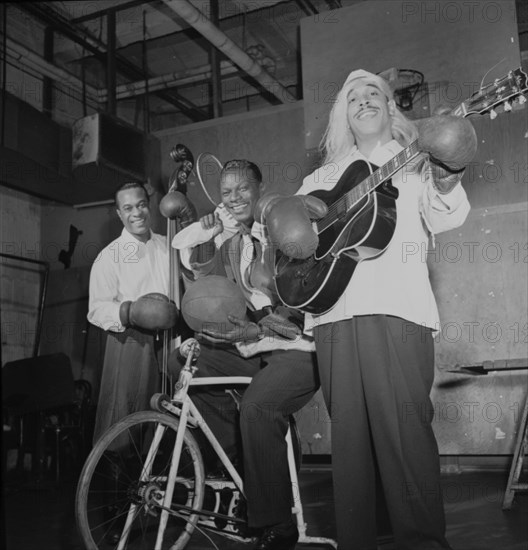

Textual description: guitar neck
[318,67,528,234]
[318,140,421,233]
[353,97,468,201]
[352,140,421,200]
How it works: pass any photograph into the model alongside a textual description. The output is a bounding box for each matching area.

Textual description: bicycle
[75,339,338,549]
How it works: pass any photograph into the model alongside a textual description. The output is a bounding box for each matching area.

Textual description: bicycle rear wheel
[76,411,205,550]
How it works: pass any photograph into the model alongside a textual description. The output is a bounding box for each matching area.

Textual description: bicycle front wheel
[76,411,205,550]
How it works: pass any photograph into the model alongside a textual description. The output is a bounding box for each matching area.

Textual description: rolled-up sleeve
[87,254,124,332]
[420,166,470,235]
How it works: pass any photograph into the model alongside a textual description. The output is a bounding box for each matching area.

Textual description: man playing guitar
[260,68,476,550]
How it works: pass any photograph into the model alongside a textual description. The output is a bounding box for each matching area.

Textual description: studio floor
[2,461,527,550]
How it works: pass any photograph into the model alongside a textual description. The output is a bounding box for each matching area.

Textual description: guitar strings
[479,58,507,91]
[314,68,527,236]
[315,142,420,235]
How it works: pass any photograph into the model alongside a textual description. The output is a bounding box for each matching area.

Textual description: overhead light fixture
[245,44,276,74]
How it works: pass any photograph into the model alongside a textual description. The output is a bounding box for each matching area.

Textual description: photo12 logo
[401,2,505,24]
[402,241,528,264]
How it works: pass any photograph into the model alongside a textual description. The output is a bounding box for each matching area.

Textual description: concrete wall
[296,0,528,456]
[0,187,42,364]
[154,101,307,217]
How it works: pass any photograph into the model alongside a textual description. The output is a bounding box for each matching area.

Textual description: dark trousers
[314,315,452,550]
[168,343,319,528]
[94,328,161,444]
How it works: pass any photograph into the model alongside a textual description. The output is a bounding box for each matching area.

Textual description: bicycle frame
[151,344,338,549]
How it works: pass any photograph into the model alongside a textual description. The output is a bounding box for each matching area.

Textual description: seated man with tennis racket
[168,159,320,550]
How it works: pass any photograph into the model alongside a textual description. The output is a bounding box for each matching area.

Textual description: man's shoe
[254,522,299,550]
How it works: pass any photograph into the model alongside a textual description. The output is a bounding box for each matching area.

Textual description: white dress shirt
[297,140,470,330]
[87,228,169,332]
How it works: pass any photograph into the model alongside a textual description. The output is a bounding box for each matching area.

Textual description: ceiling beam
[15,2,209,121]
[70,0,155,24]
[5,36,100,102]
[159,0,296,104]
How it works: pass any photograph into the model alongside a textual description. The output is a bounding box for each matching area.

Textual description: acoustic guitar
[275,68,528,314]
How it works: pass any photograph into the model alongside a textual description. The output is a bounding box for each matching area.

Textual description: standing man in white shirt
[88,182,178,443]
[263,69,477,549]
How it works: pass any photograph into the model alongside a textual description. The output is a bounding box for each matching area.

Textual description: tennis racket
[196,152,223,207]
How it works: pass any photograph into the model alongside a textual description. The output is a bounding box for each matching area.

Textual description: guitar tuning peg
[503,101,512,112]
[489,109,497,120]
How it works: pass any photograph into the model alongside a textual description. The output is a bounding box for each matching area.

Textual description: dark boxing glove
[159,191,197,228]
[120,292,178,331]
[266,195,328,259]
[254,192,285,224]
[416,115,477,172]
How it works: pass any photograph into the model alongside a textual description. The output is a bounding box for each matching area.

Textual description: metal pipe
[159,0,296,104]
[7,36,254,107]
[18,2,208,121]
[4,48,100,107]
[42,27,54,116]
[7,4,297,110]
[1,3,7,147]
[105,62,237,100]
[209,0,223,118]
[34,262,49,357]
[73,199,115,209]
[6,36,100,101]
[106,9,117,115]
[142,9,150,132]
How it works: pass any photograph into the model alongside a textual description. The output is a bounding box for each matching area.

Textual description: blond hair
[320,70,418,165]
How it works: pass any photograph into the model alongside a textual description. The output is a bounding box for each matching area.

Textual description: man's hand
[258,310,301,340]
[200,212,224,239]
[198,315,262,344]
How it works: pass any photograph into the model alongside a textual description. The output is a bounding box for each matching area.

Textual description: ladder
[502,393,528,510]
[450,358,528,510]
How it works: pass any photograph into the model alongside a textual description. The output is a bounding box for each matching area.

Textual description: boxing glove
[159,191,197,228]
[266,195,328,259]
[120,293,178,331]
[254,192,285,224]
[416,115,477,172]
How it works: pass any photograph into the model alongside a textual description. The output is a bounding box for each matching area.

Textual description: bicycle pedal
[205,479,236,490]
[144,505,159,518]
